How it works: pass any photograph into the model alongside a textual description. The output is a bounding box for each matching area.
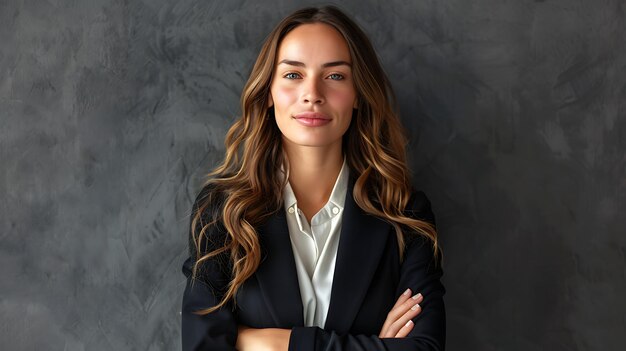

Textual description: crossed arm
[236,288,425,350]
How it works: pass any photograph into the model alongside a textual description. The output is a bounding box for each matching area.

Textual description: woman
[181,5,445,351]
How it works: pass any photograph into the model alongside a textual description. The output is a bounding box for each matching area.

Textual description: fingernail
[403,289,411,296]
[412,293,421,300]
[405,320,413,327]
[411,303,420,311]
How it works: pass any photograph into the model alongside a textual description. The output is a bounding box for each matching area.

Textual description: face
[269,23,358,150]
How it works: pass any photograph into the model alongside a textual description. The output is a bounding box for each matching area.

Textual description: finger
[380,292,423,337]
[384,300,422,337]
[394,319,415,338]
[392,288,412,309]
[387,293,423,325]
[391,292,421,320]
[380,289,413,336]
[380,292,424,337]
[386,303,421,338]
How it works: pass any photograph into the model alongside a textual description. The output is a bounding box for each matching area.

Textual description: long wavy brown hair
[190,5,438,314]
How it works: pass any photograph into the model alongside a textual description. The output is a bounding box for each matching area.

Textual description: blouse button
[288,207,295,214]
[332,207,339,215]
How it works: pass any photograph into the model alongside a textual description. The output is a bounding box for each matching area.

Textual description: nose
[302,78,325,105]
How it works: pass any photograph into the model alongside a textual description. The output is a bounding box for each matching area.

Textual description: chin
[286,137,338,148]
[295,141,333,147]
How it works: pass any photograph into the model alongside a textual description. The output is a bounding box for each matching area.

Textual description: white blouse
[282,158,349,328]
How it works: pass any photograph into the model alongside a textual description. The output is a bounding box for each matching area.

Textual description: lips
[293,112,331,127]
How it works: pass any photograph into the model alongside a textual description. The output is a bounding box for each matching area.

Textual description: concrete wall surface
[1,0,624,350]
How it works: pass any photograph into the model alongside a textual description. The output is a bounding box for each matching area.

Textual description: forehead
[276,23,352,63]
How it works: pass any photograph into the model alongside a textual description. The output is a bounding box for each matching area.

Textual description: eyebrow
[277,59,352,68]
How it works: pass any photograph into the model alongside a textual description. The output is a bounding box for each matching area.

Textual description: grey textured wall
[1,0,624,350]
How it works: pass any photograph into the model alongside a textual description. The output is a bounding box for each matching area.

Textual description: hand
[379,288,424,338]
[236,325,291,351]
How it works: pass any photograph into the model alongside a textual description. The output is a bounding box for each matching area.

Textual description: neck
[282,139,344,210]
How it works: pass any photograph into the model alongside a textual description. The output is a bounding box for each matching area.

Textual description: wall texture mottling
[1,0,624,350]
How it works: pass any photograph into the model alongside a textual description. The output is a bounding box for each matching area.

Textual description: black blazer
[181,179,445,350]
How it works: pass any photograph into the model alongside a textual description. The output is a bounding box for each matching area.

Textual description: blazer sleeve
[181,185,238,351]
[288,190,446,351]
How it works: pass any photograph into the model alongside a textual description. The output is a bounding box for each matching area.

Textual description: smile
[293,112,331,127]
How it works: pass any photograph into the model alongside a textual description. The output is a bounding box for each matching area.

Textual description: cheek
[271,85,297,109]
[328,88,357,108]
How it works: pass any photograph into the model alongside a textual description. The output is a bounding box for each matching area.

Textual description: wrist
[273,328,291,350]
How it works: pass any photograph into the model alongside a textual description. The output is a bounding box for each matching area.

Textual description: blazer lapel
[254,209,304,327]
[324,180,391,332]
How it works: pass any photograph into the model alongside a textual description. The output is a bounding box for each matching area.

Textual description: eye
[284,72,301,79]
[328,73,344,81]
